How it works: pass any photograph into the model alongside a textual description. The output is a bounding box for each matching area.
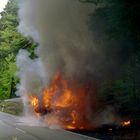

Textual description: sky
[0,0,8,13]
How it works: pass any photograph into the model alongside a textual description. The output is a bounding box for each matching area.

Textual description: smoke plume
[16,0,98,95]
[16,0,119,127]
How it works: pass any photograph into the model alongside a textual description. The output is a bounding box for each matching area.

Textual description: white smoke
[16,49,45,96]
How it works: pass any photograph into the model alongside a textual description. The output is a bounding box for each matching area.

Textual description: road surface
[0,112,99,140]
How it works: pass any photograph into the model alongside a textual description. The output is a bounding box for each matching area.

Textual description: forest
[0,0,140,124]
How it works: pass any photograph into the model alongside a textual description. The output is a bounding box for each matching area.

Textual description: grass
[0,100,23,116]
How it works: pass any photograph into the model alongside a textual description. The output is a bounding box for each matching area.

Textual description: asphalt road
[0,112,99,140]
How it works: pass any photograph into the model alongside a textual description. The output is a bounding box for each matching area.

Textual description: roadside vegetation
[0,0,36,100]
[0,100,23,115]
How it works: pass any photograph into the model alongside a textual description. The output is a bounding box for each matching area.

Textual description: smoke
[92,106,120,127]
[16,0,120,128]
[17,0,100,85]
[16,50,45,96]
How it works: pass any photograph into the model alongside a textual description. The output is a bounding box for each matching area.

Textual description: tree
[0,0,36,99]
[87,0,140,119]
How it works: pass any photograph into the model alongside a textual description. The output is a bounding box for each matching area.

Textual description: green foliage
[99,52,140,119]
[92,0,140,119]
[0,0,36,99]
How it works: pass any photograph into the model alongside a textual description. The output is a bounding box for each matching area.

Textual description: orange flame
[121,120,131,127]
[30,95,39,108]
[29,72,94,130]
[29,95,41,117]
[71,110,77,124]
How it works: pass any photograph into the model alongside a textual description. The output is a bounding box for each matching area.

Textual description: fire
[29,72,94,130]
[29,95,41,117]
[71,110,77,124]
[30,95,39,108]
[121,120,131,127]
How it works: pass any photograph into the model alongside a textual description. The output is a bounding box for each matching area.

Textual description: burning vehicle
[16,0,135,136]
[28,72,96,130]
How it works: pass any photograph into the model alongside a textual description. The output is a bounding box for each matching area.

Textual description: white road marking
[16,128,26,134]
